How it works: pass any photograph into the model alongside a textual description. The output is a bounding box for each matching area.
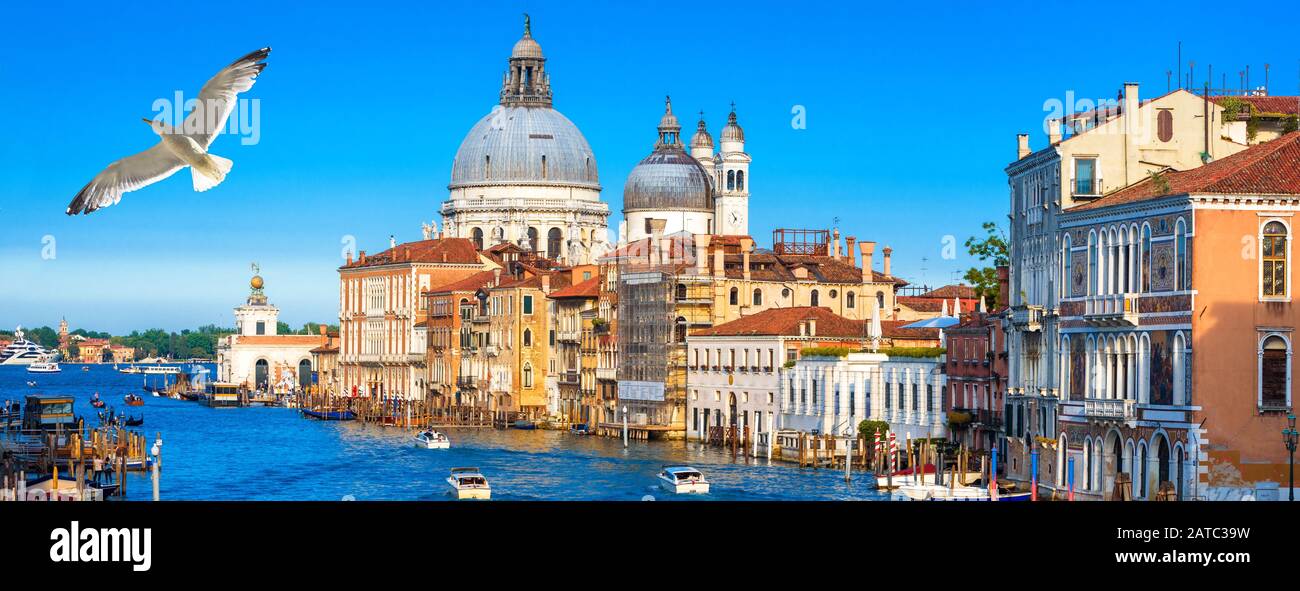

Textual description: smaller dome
[658,99,680,133]
[691,117,713,149]
[721,110,744,143]
[250,275,264,290]
[512,35,543,59]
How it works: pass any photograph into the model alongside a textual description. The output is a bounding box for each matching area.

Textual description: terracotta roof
[919,284,977,299]
[233,335,327,346]
[428,270,498,294]
[897,296,945,312]
[548,276,600,299]
[1210,95,1300,116]
[721,252,903,285]
[693,307,866,338]
[341,237,481,269]
[880,320,941,340]
[1072,130,1300,211]
[600,235,695,261]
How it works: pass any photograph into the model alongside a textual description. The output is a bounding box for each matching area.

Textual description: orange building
[1058,131,1300,500]
[424,269,497,408]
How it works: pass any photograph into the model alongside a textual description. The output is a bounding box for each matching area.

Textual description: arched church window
[736,170,744,191]
[547,228,563,260]
[846,292,856,308]
[876,291,885,310]
[523,329,532,347]
[729,287,738,305]
[471,228,484,251]
[727,170,735,191]
[676,283,688,301]
[753,289,762,306]
[810,290,820,307]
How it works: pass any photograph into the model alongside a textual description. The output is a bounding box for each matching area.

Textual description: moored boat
[657,466,710,494]
[415,429,451,449]
[124,414,143,427]
[301,407,356,421]
[446,467,490,500]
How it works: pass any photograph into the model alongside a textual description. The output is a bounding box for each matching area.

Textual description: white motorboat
[446,467,490,500]
[892,484,991,501]
[26,361,61,374]
[657,466,710,494]
[1,328,50,365]
[415,430,450,449]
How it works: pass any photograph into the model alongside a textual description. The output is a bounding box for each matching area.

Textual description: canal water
[2,365,884,501]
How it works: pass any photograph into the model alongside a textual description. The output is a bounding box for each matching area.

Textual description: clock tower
[714,106,750,235]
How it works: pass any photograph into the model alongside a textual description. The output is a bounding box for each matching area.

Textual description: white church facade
[216,268,326,393]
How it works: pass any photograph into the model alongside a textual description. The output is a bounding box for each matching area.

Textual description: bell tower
[715,104,751,235]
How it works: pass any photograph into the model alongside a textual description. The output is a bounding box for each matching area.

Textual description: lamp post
[622,405,629,448]
[1284,413,1298,502]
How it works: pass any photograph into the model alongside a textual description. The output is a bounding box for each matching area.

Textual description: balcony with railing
[1010,305,1044,331]
[1083,293,1139,326]
[559,370,581,385]
[557,329,581,343]
[595,367,616,381]
[1082,397,1136,421]
[1072,176,1104,197]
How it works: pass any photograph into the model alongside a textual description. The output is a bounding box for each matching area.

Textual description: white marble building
[216,270,325,393]
[439,18,611,265]
[781,352,948,443]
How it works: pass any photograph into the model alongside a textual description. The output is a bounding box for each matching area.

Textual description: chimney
[389,235,397,249]
[740,237,754,281]
[1048,118,1061,145]
[541,273,551,294]
[807,318,817,336]
[695,234,711,274]
[845,236,857,264]
[997,265,1010,310]
[882,246,893,277]
[1123,82,1139,134]
[1016,134,1031,160]
[319,324,327,336]
[712,246,725,278]
[832,229,841,260]
[859,241,876,284]
[346,250,354,265]
[492,268,501,287]
[358,250,367,264]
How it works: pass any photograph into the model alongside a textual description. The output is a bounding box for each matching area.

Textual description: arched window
[1157,110,1174,142]
[1174,219,1189,291]
[1088,230,1097,295]
[876,291,885,310]
[674,317,687,343]
[522,363,533,388]
[471,227,484,251]
[298,359,312,389]
[729,287,738,306]
[547,228,563,260]
[523,329,532,347]
[676,283,687,301]
[1263,220,1288,298]
[726,170,735,191]
[846,292,856,308]
[1141,224,1152,292]
[255,359,269,390]
[752,289,762,306]
[527,227,539,252]
[810,290,820,307]
[484,155,491,179]
[1260,334,1290,409]
[736,170,745,191]
[1061,234,1072,298]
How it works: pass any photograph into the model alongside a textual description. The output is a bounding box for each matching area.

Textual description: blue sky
[1,0,1295,333]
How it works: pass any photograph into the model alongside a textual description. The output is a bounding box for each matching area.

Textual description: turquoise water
[3,365,884,501]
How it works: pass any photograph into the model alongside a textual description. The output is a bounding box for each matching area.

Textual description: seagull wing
[66,143,186,215]
[183,47,270,149]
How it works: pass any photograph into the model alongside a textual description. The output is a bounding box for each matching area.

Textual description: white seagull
[66,47,271,215]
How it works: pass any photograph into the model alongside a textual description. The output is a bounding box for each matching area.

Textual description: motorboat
[302,407,356,420]
[0,327,50,365]
[26,381,37,388]
[657,466,710,494]
[892,484,991,501]
[81,366,89,372]
[446,467,491,500]
[414,430,450,449]
[26,361,61,374]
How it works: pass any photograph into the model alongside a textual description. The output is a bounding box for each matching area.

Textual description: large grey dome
[623,150,713,212]
[450,106,600,190]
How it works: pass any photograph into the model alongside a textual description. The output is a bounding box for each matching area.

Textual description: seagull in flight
[66,47,271,215]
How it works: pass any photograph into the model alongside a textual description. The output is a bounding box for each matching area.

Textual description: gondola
[90,397,106,409]
[124,415,143,427]
[301,407,356,421]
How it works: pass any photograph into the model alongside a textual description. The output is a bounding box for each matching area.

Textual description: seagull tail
[192,154,233,192]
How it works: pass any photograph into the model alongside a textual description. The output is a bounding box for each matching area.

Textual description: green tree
[277,321,292,335]
[963,222,1009,309]
[858,419,890,440]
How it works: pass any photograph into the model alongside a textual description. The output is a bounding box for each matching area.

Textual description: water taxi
[301,407,356,420]
[415,429,450,449]
[657,466,710,494]
[446,467,491,500]
[892,484,991,501]
[26,361,61,374]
